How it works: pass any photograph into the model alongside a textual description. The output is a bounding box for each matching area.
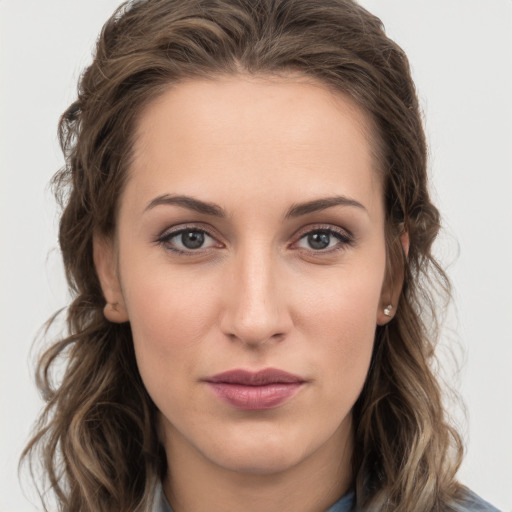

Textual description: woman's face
[96,75,392,478]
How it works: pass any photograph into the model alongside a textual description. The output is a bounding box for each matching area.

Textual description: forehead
[125,74,382,217]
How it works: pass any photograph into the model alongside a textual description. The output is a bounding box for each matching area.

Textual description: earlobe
[93,234,129,323]
[377,303,394,326]
[103,301,129,323]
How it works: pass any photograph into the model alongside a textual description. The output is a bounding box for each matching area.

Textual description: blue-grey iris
[308,232,330,250]
[182,230,205,249]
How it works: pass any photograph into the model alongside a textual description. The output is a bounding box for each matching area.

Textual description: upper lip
[205,368,305,386]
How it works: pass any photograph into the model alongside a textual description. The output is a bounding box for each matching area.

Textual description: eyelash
[155,225,221,255]
[155,224,354,256]
[293,225,354,254]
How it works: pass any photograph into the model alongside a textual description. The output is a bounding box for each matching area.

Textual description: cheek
[119,258,220,388]
[295,256,384,335]
[293,259,384,393]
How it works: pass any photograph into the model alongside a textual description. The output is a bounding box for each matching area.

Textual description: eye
[157,227,220,253]
[295,228,353,251]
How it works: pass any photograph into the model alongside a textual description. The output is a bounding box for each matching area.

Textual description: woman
[21,0,501,511]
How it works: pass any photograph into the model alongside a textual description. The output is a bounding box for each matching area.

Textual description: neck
[162,418,353,512]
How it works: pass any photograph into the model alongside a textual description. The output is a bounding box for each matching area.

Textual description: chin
[197,420,327,476]
[208,441,308,476]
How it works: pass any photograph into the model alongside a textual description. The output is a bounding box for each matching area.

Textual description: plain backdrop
[1,1,511,511]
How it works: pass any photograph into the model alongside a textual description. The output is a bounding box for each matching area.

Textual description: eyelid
[154,222,354,255]
[155,223,223,254]
[290,224,355,251]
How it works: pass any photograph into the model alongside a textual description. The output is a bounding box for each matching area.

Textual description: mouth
[204,368,306,410]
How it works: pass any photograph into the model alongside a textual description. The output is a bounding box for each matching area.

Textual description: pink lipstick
[204,368,305,410]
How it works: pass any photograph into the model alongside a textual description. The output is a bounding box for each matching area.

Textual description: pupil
[308,232,330,249]
[181,230,204,249]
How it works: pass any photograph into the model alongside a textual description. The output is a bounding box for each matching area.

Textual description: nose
[219,248,293,347]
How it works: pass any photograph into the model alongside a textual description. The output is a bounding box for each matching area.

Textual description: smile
[204,368,306,410]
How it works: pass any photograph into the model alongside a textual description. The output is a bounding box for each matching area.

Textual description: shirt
[154,486,354,512]
[153,483,501,512]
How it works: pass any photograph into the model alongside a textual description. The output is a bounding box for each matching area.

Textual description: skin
[94,75,400,512]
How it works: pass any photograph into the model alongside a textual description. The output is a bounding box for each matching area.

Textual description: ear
[93,234,129,323]
[377,230,409,326]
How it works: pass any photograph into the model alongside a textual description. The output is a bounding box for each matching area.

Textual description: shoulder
[456,488,501,512]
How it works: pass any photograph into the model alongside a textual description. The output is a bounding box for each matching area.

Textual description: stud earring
[383,304,393,317]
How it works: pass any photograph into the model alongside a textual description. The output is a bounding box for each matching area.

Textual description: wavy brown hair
[22,0,467,510]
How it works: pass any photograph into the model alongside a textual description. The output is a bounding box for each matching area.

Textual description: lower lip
[207,382,303,410]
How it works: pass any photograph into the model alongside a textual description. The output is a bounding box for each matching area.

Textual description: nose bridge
[221,243,290,345]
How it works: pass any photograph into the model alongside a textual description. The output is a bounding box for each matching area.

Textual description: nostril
[226,330,286,347]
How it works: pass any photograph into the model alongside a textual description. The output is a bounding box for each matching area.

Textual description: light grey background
[1,1,511,510]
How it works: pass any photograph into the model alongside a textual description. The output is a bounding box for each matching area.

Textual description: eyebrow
[285,196,367,218]
[144,194,226,217]
[144,193,366,218]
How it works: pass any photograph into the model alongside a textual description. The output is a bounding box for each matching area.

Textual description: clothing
[459,489,501,512]
[153,483,501,512]
[154,486,354,512]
